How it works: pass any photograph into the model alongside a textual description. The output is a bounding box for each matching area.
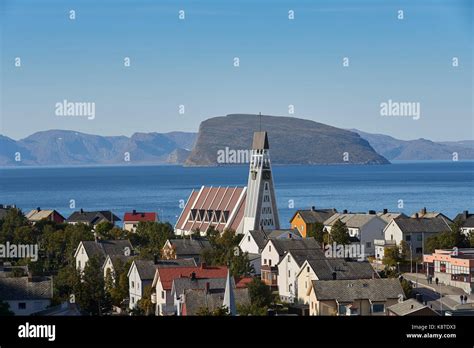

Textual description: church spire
[241,130,280,235]
[223,269,236,315]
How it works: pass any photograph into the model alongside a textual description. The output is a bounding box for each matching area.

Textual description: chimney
[36,207,41,212]
[343,209,348,214]
[133,209,136,215]
[415,213,419,219]
[368,210,376,215]
[410,304,414,309]
[200,262,206,270]
[383,208,388,214]
[311,206,316,211]
[332,271,337,280]
[205,282,210,294]
[421,207,427,215]
[190,272,197,281]
[80,208,84,214]
[464,210,469,219]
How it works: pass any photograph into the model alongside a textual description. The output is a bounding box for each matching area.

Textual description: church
[174,131,280,236]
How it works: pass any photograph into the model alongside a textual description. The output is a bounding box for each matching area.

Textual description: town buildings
[307,278,404,316]
[25,208,65,224]
[74,239,133,273]
[123,211,158,232]
[454,210,474,236]
[324,212,388,256]
[290,207,337,238]
[66,209,120,227]
[161,238,211,263]
[423,248,474,294]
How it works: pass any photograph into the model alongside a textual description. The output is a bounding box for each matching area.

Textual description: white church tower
[241,131,280,234]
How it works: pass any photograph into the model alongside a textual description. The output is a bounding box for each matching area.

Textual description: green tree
[330,219,350,245]
[247,278,272,308]
[237,303,268,316]
[74,256,112,315]
[131,222,174,259]
[53,263,81,305]
[382,246,402,269]
[306,222,327,245]
[105,259,131,308]
[95,221,114,239]
[0,208,28,243]
[195,305,230,316]
[425,221,468,254]
[0,300,14,316]
[200,229,252,276]
[137,285,154,316]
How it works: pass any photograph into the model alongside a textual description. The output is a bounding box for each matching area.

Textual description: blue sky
[1,0,472,141]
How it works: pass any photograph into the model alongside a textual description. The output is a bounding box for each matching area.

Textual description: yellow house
[308,278,403,316]
[290,207,337,238]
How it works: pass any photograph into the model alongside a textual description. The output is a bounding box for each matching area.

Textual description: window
[269,245,271,252]
[264,259,267,265]
[366,242,371,248]
[137,282,140,290]
[288,255,291,263]
[338,305,347,315]
[81,248,84,254]
[77,260,81,269]
[415,247,423,254]
[416,234,422,241]
[269,260,272,266]
[18,303,26,310]
[248,235,251,242]
[131,281,135,288]
[288,270,291,278]
[161,291,165,299]
[131,297,135,303]
[372,304,385,313]
[405,235,411,242]
[305,281,307,289]
[307,266,310,273]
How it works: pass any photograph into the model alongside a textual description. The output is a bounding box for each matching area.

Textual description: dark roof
[154,259,197,267]
[80,240,133,264]
[269,237,321,256]
[387,298,438,316]
[0,276,53,301]
[312,278,404,302]
[454,211,474,228]
[134,260,156,281]
[291,209,338,224]
[108,254,132,270]
[252,131,269,150]
[287,249,326,267]
[394,217,450,233]
[306,259,376,280]
[249,229,301,250]
[183,287,249,315]
[172,277,229,297]
[66,210,120,224]
[166,239,212,256]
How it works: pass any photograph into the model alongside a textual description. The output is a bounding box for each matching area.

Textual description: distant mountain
[0,130,197,166]
[185,114,389,166]
[352,129,474,161]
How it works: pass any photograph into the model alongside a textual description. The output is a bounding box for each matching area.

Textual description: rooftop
[311,278,404,302]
